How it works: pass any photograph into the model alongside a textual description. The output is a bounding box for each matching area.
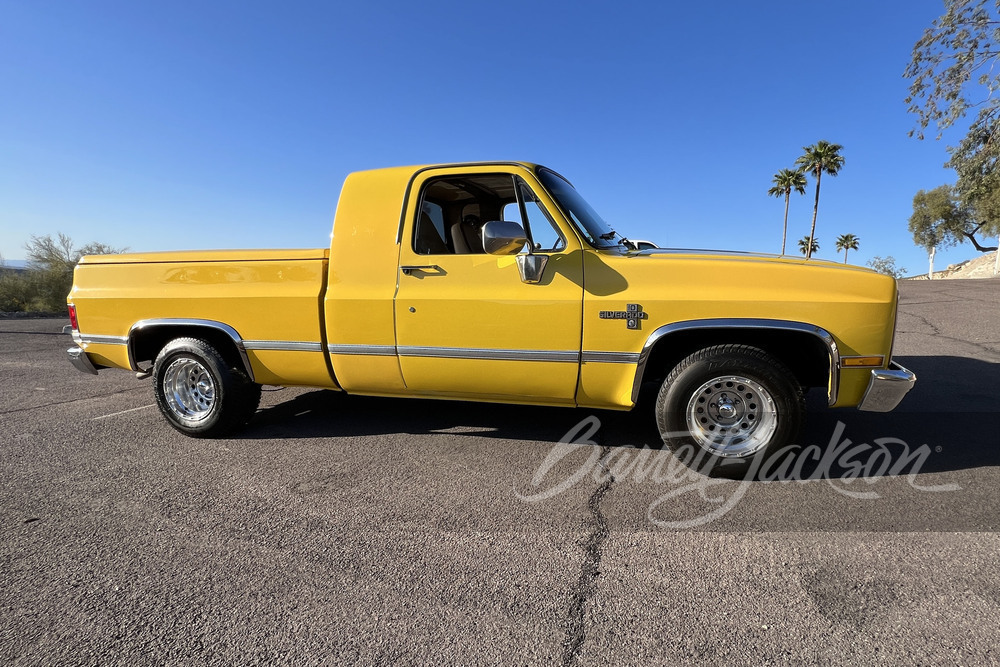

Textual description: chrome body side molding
[243,340,324,352]
[72,332,128,346]
[327,344,398,356]
[398,346,579,363]
[631,318,841,406]
[581,351,641,364]
[328,344,623,364]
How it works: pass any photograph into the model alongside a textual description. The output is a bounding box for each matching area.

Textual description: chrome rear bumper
[858,361,915,412]
[68,345,99,375]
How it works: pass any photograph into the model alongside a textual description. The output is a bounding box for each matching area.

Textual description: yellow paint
[79,343,130,370]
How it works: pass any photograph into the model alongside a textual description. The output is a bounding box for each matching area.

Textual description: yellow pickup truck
[67,162,914,473]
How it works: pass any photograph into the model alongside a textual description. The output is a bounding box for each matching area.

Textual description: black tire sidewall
[656,347,803,475]
[153,338,238,437]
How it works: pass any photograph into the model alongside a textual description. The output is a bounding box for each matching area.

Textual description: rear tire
[152,337,261,438]
[655,344,804,477]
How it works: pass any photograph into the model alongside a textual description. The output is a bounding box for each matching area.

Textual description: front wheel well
[640,328,831,392]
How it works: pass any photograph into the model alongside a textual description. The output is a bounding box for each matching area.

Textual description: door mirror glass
[482,220,527,255]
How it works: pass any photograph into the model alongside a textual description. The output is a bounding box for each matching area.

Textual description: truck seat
[451,214,483,254]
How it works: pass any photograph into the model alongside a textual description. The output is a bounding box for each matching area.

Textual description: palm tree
[795,141,845,259]
[767,168,808,255]
[835,233,860,263]
[798,236,819,256]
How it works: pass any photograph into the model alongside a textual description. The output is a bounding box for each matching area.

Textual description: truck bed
[71,248,337,389]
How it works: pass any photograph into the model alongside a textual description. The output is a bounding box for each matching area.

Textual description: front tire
[655,344,804,477]
[152,337,261,437]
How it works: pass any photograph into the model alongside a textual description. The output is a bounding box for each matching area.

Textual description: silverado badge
[599,303,647,330]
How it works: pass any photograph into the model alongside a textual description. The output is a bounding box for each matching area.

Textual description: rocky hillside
[906,250,999,280]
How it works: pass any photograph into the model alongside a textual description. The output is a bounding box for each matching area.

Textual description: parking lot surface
[1,278,999,665]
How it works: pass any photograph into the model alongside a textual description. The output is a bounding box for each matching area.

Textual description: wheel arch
[633,318,839,406]
[128,319,255,382]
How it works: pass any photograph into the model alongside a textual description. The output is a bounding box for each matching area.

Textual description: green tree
[26,233,121,273]
[866,256,904,279]
[797,236,819,257]
[909,185,999,253]
[795,141,845,259]
[904,0,1000,247]
[948,132,1000,248]
[834,233,860,263]
[767,168,808,255]
[907,185,988,277]
[2,234,126,313]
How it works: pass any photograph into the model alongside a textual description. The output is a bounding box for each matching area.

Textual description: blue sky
[0,0,991,276]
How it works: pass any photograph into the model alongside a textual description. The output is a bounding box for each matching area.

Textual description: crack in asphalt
[562,445,615,667]
[896,328,1000,359]
[936,287,1000,306]
[900,310,942,336]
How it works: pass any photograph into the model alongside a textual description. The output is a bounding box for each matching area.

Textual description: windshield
[537,168,624,249]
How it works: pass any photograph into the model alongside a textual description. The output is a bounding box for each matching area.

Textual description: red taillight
[68,303,79,331]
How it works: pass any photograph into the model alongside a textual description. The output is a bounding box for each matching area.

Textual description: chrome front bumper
[858,361,915,412]
[67,345,99,375]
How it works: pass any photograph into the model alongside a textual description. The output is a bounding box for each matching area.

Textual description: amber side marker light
[841,356,885,368]
[68,303,79,331]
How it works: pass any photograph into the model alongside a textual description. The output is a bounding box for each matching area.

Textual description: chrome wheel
[685,375,777,458]
[162,357,216,422]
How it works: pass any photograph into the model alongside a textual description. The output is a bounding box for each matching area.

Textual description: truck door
[394,166,584,403]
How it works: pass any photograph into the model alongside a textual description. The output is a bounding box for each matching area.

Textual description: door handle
[400,265,442,276]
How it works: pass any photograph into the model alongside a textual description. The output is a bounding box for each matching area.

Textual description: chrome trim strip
[76,334,128,346]
[398,346,579,362]
[631,318,841,406]
[582,351,641,364]
[327,344,398,356]
[127,318,254,382]
[243,340,324,352]
[327,343,581,363]
[858,361,916,412]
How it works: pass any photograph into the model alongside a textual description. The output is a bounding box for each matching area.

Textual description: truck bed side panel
[71,252,338,388]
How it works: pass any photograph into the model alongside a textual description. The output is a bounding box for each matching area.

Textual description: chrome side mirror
[482,220,527,255]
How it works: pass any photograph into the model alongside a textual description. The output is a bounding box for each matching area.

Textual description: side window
[414,200,448,255]
[502,180,565,252]
[412,174,564,255]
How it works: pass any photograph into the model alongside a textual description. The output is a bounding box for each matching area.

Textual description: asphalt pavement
[1,278,998,665]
